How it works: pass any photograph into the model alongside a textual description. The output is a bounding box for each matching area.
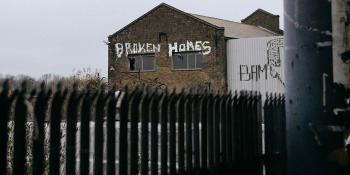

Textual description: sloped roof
[110,3,222,37]
[110,3,278,39]
[192,14,277,39]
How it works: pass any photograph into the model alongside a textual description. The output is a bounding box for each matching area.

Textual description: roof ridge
[256,25,278,35]
[191,13,241,24]
[191,13,271,28]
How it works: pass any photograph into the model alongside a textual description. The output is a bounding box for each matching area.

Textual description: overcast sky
[0,0,283,79]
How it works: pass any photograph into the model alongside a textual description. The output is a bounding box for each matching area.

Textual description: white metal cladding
[227,36,285,95]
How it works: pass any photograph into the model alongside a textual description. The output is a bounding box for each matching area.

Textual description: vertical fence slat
[231,93,237,162]
[80,90,94,175]
[200,95,208,169]
[66,85,81,175]
[32,83,51,175]
[141,90,150,175]
[220,95,227,164]
[193,94,200,170]
[169,92,177,175]
[251,93,258,160]
[130,90,141,175]
[256,93,263,160]
[207,95,214,168]
[185,93,193,172]
[226,95,232,163]
[242,92,248,162]
[177,92,185,174]
[255,93,261,160]
[281,95,287,157]
[213,95,220,166]
[236,93,243,162]
[150,93,160,175]
[93,88,108,175]
[257,93,264,174]
[264,93,272,174]
[119,88,129,175]
[107,89,118,175]
[160,91,168,175]
[49,84,67,175]
[13,83,27,175]
[247,93,254,161]
[0,81,15,175]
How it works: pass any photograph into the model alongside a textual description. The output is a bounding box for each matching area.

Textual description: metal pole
[284,0,336,174]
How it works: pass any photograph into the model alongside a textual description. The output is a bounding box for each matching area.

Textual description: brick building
[108,3,282,91]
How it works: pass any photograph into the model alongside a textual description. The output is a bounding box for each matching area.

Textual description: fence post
[256,92,263,165]
[107,86,119,175]
[150,91,160,175]
[220,94,227,164]
[0,80,15,175]
[66,84,81,175]
[130,89,142,175]
[185,91,193,172]
[207,94,214,168]
[80,90,94,175]
[247,92,254,162]
[200,92,208,170]
[213,94,220,166]
[32,83,51,175]
[13,82,28,175]
[264,93,271,169]
[193,92,200,171]
[231,92,238,162]
[176,90,185,174]
[160,90,169,175]
[49,83,67,175]
[119,87,129,175]
[226,93,233,163]
[93,86,109,175]
[169,90,177,175]
[141,88,151,175]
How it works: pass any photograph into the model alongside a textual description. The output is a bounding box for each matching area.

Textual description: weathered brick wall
[242,11,281,34]
[108,5,226,91]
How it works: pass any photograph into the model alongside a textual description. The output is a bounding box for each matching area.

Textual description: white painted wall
[227,36,285,96]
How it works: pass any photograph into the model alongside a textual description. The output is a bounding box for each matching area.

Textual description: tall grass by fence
[0,80,286,175]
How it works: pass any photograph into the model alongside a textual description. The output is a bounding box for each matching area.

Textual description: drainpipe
[284,0,339,174]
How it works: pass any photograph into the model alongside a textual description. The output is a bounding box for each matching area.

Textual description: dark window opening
[172,52,203,70]
[128,54,155,72]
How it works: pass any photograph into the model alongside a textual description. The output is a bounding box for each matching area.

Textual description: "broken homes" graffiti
[114,40,212,58]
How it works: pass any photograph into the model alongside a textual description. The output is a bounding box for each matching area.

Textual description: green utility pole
[283,0,346,174]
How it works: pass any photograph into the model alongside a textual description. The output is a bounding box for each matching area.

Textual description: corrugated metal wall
[227,36,285,95]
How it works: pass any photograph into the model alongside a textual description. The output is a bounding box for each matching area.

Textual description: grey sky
[0,0,283,79]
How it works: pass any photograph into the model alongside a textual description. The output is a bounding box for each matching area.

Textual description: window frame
[171,51,203,71]
[128,53,156,72]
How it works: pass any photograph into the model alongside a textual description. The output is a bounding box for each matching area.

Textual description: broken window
[128,54,155,72]
[173,53,187,69]
[172,52,203,70]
